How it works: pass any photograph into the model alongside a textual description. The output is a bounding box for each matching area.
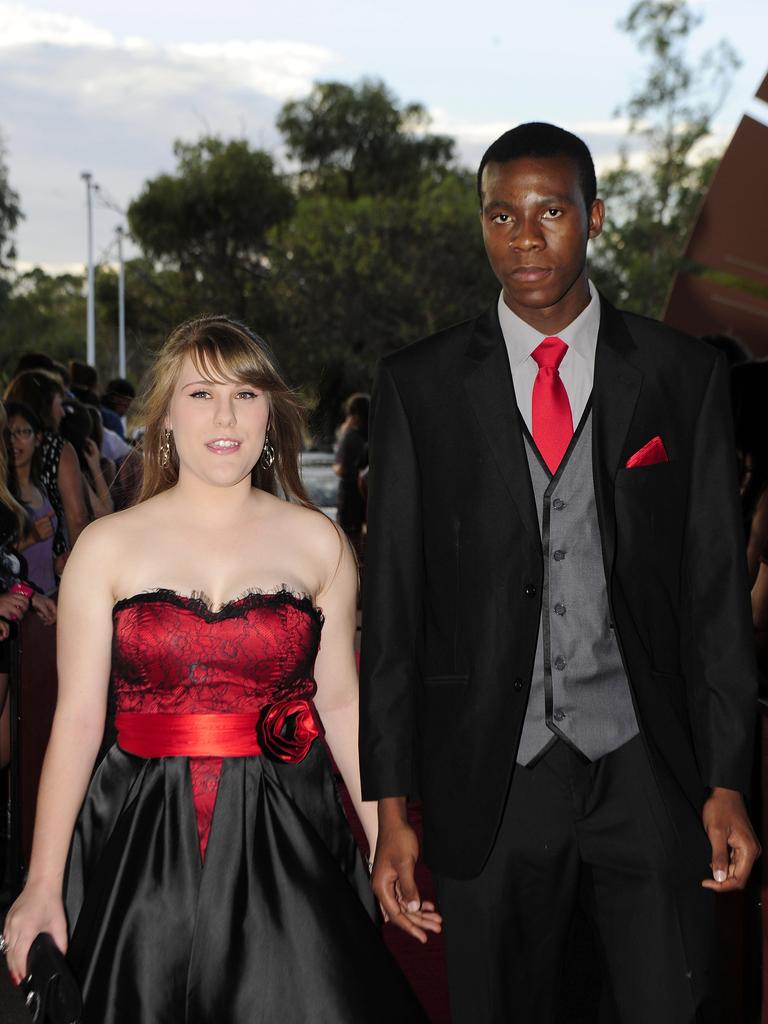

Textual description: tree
[277,79,455,200]
[590,0,740,316]
[0,131,23,307]
[270,171,497,441]
[0,261,186,386]
[127,137,295,322]
[94,258,192,380]
[0,269,85,381]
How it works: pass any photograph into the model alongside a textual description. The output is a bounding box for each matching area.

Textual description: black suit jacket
[359,295,758,880]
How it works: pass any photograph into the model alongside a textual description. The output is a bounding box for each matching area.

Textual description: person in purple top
[6,402,59,597]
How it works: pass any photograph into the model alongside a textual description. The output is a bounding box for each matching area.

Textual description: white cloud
[429,110,636,146]
[0,4,336,104]
[0,5,339,265]
[0,3,114,48]
[175,41,335,100]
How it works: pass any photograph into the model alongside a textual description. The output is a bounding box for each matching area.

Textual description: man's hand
[701,787,760,892]
[371,797,442,944]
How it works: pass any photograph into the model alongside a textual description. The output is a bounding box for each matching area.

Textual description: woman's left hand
[31,593,57,626]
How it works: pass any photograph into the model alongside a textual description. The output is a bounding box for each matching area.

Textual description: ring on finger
[0,935,8,955]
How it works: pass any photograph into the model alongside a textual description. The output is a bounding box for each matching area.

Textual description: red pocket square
[625,436,669,469]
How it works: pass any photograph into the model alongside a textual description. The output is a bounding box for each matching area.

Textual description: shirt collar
[497,279,601,368]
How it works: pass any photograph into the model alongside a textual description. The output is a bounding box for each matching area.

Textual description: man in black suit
[359,122,760,1023]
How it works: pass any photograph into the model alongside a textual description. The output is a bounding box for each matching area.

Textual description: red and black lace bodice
[111,588,324,858]
[112,588,322,714]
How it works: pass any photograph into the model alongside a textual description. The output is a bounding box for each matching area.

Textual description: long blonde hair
[136,315,314,507]
[0,403,29,540]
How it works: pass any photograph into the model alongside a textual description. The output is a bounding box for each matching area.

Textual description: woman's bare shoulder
[274,496,339,542]
[258,494,346,576]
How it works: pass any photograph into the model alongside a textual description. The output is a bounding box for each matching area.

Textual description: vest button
[513,678,524,691]
[552,498,566,510]
[554,603,566,616]
[553,550,566,561]
[554,655,567,670]
[524,583,537,597]
[553,709,566,722]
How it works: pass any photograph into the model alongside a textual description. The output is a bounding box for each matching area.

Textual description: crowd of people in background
[0,355,137,795]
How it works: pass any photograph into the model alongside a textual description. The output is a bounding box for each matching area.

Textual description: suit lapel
[462,306,541,552]
[592,295,643,580]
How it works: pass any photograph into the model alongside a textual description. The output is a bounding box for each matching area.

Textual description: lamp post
[81,171,96,366]
[116,225,126,377]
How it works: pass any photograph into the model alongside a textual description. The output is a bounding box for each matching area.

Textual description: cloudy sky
[1,0,766,272]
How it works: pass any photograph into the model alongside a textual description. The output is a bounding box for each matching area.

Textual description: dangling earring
[160,429,172,468]
[261,430,275,469]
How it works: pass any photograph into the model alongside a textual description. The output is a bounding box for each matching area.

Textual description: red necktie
[531,336,573,474]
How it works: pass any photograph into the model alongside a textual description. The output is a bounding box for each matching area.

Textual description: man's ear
[588,198,605,240]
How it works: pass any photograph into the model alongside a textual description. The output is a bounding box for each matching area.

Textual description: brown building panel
[665,272,768,357]
[678,116,768,285]
[664,114,768,350]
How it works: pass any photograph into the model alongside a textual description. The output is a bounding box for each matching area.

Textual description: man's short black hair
[477,122,597,210]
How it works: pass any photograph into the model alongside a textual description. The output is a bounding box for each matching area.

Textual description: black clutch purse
[21,933,82,1024]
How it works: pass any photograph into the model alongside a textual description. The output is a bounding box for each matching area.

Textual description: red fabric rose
[258,698,320,763]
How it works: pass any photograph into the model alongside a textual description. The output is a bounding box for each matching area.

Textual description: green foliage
[0,132,23,309]
[127,137,294,321]
[590,0,740,316]
[269,171,496,440]
[0,261,187,388]
[0,268,85,383]
[277,79,455,199]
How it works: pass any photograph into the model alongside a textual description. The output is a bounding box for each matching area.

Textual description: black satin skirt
[64,741,427,1023]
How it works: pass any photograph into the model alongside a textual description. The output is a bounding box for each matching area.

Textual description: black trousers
[435,737,719,1024]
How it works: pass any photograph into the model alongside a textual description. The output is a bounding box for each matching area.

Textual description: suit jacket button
[513,678,524,691]
[524,583,537,597]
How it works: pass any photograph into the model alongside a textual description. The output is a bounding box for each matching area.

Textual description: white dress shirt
[497,279,601,434]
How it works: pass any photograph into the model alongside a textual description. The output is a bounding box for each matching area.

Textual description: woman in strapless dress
[3,315,439,1022]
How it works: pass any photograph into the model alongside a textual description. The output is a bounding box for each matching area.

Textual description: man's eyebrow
[482,199,514,213]
[482,192,574,213]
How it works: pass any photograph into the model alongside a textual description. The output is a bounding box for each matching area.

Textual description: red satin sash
[116,712,264,758]
[115,698,321,762]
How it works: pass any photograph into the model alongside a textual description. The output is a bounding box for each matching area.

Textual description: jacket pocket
[423,674,469,687]
[614,459,682,488]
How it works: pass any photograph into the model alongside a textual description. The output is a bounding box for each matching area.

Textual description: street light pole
[81,171,96,366]
[116,225,126,377]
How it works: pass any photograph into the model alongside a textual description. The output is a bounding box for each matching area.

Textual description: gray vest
[516,410,639,766]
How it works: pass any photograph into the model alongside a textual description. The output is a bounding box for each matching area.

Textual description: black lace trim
[112,586,324,626]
